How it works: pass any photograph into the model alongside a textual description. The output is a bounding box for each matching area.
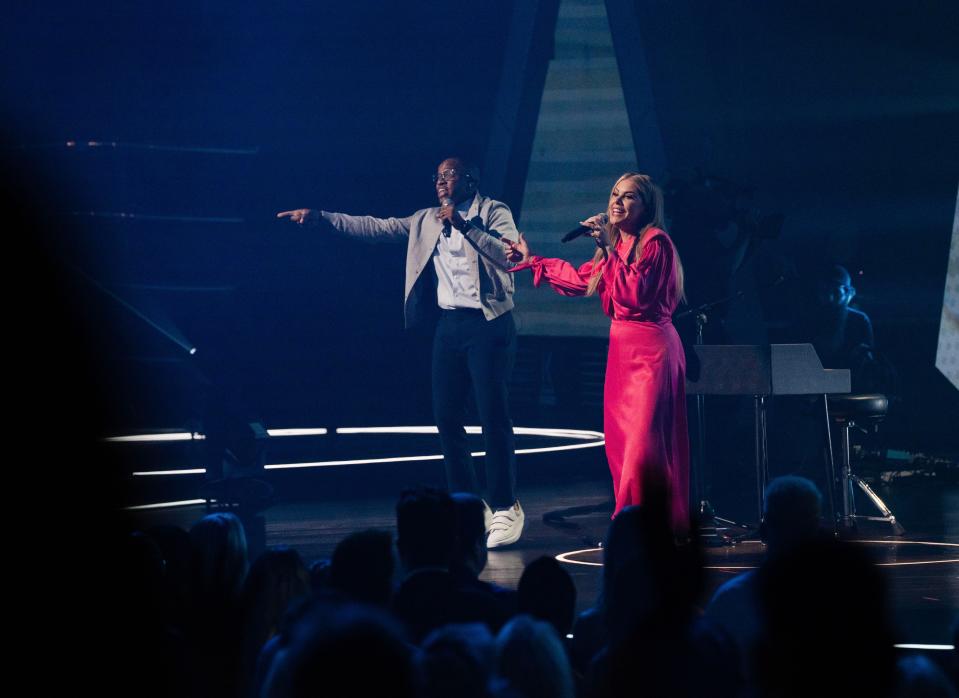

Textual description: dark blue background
[3,0,957,452]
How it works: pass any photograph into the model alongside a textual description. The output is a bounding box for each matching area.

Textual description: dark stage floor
[130,469,959,646]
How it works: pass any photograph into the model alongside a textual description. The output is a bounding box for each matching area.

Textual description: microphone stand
[674,277,786,544]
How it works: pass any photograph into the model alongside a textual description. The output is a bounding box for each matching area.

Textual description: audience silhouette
[392,487,507,642]
[706,475,825,689]
[113,482,954,698]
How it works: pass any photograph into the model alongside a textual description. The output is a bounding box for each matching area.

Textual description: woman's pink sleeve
[605,235,674,308]
[510,256,601,297]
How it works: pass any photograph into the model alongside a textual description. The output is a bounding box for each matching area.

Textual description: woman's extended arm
[505,233,604,297]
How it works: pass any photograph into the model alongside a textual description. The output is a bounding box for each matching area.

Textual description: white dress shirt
[433,195,482,309]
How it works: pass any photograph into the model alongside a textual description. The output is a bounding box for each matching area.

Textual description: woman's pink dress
[514,230,689,528]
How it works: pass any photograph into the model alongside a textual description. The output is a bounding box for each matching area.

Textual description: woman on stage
[505,173,690,531]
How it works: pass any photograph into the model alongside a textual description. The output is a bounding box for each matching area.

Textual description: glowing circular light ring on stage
[265,434,605,470]
[124,426,606,510]
[106,432,206,443]
[127,425,605,476]
[124,499,208,511]
[856,539,959,548]
[556,540,959,568]
[265,428,330,437]
[132,468,207,476]
[107,428,331,443]
[555,547,603,567]
[335,426,603,440]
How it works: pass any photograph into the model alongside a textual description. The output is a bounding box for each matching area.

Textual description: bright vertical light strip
[512,0,644,338]
[934,184,958,391]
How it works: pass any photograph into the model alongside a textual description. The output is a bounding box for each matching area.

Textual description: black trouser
[432,308,517,509]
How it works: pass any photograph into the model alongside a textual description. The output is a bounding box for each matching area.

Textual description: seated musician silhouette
[770,264,888,483]
[796,264,876,390]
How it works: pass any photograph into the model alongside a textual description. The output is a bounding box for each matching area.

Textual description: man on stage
[277,157,524,548]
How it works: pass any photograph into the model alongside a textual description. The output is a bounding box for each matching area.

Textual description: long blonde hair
[585,173,685,304]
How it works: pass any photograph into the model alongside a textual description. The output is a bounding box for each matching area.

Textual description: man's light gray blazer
[320,193,519,328]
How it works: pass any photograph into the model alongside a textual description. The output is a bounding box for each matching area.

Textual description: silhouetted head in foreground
[396,487,456,573]
[450,492,489,579]
[419,623,495,698]
[759,475,823,554]
[330,528,396,607]
[757,537,895,698]
[496,615,575,698]
[601,482,703,638]
[518,556,576,638]
[280,602,417,698]
[189,512,249,604]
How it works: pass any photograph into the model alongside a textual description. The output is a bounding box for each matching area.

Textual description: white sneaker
[487,501,525,549]
[482,500,494,534]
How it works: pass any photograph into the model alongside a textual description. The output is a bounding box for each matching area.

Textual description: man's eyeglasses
[432,169,461,184]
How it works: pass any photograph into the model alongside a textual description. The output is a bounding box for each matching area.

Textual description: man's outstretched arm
[277,208,412,241]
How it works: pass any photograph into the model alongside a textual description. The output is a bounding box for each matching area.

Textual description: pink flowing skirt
[604,319,690,530]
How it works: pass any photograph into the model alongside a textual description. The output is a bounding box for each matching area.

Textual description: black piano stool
[826,394,904,535]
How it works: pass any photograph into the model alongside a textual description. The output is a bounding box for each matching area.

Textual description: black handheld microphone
[440,197,453,237]
[561,213,608,242]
